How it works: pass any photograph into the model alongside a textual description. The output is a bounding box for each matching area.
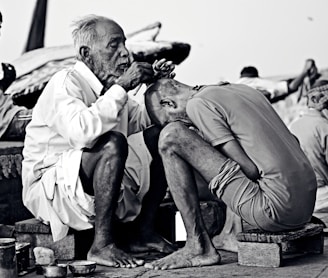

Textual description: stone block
[15,218,75,261]
[238,241,281,267]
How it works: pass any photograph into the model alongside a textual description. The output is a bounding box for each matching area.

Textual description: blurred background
[0,0,327,84]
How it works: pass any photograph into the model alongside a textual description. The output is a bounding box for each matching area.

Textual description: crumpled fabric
[208,159,241,199]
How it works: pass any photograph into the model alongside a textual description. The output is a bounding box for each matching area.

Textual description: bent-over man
[144,78,317,270]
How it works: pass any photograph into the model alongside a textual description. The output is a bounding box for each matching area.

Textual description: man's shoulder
[290,111,328,132]
[48,66,73,82]
[201,82,260,96]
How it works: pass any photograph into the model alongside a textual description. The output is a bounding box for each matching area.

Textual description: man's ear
[160,98,177,108]
[310,95,318,104]
[79,46,90,59]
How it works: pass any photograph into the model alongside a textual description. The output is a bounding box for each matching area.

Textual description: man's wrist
[115,78,130,91]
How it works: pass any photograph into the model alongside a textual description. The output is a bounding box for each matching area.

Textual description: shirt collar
[75,61,103,96]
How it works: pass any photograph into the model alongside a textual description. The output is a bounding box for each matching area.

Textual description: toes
[144,262,154,269]
[134,258,144,266]
[144,261,167,270]
[159,264,169,270]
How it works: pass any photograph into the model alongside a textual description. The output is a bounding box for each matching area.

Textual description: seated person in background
[143,78,317,270]
[289,79,328,227]
[236,59,316,103]
[22,14,175,268]
[0,11,32,141]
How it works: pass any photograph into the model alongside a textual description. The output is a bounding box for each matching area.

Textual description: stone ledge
[15,218,75,261]
[15,218,51,234]
[0,141,24,179]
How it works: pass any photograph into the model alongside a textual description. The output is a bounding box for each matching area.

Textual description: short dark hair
[0,11,2,22]
[240,66,259,78]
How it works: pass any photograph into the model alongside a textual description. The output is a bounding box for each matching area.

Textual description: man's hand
[309,92,328,111]
[115,62,154,91]
[303,59,318,82]
[153,58,175,79]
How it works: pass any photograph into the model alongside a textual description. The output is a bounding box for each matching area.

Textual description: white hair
[71,14,110,60]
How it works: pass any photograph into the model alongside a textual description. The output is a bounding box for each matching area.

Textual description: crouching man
[143,78,317,270]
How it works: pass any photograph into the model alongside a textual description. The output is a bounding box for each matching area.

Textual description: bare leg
[126,126,176,254]
[145,122,227,270]
[80,131,144,268]
[212,207,242,252]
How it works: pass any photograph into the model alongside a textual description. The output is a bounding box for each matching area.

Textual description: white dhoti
[25,131,152,241]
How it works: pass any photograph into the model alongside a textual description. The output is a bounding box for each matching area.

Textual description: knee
[158,122,186,155]
[94,131,128,159]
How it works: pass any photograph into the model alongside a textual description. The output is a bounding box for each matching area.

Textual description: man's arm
[215,139,260,181]
[288,59,316,93]
[270,59,316,103]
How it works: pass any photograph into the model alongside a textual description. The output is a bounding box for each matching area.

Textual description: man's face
[88,20,130,84]
[145,80,192,127]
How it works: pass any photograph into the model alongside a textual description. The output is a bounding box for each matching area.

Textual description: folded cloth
[208,159,241,199]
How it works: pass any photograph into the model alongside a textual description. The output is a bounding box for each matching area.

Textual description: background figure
[143,78,316,270]
[290,79,328,227]
[236,59,316,103]
[0,11,32,141]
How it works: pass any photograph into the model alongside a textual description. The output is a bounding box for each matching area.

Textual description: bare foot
[87,243,144,268]
[144,244,221,270]
[128,232,177,254]
[212,207,242,252]
[212,232,239,252]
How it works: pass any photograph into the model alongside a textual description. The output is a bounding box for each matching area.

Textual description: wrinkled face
[88,20,130,83]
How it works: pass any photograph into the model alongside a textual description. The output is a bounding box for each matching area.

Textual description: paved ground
[24,236,328,278]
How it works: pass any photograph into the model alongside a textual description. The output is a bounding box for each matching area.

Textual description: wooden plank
[281,233,324,254]
[237,223,324,243]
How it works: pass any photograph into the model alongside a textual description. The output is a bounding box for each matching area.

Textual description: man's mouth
[118,63,129,71]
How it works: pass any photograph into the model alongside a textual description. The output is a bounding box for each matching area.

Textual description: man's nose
[119,45,129,57]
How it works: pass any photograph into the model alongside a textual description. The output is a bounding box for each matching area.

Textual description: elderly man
[143,78,317,270]
[22,15,175,268]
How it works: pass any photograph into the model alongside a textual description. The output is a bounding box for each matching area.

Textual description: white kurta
[22,61,151,241]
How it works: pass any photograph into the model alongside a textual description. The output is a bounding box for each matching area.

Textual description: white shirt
[236,77,288,99]
[22,61,151,240]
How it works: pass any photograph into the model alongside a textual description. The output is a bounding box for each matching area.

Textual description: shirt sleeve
[186,97,235,146]
[46,74,128,149]
[241,78,288,99]
[257,79,288,98]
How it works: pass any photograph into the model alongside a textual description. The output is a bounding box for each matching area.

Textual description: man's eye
[109,42,119,48]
